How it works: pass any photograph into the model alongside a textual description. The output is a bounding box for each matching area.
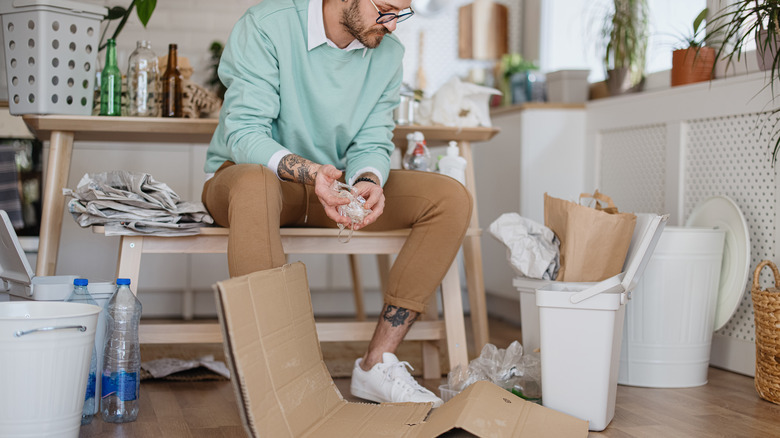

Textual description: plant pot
[756,29,780,72]
[606,68,644,96]
[671,47,715,87]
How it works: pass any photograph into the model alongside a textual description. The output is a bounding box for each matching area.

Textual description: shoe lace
[385,360,426,393]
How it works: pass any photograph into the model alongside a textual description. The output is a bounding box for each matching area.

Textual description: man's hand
[313,164,352,227]
[351,174,384,230]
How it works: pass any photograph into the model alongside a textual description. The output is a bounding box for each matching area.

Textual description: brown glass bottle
[161,44,183,117]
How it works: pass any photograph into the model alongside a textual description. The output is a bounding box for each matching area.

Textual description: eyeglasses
[369,0,414,24]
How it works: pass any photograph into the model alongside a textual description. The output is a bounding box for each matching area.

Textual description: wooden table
[22,115,499,352]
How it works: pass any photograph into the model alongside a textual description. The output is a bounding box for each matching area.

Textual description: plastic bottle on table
[127,40,159,117]
[402,131,431,171]
[65,278,98,425]
[437,141,467,185]
[101,278,143,423]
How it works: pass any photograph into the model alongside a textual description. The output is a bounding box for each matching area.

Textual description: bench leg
[441,261,468,374]
[421,292,441,380]
[348,255,366,321]
[116,235,144,295]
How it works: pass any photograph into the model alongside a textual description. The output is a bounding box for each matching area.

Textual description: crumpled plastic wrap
[447,341,541,401]
[415,76,501,128]
[331,181,371,242]
[488,212,560,280]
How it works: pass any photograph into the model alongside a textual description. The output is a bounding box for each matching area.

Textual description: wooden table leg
[36,130,75,276]
[459,140,490,354]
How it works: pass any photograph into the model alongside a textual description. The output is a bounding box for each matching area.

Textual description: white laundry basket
[0,0,107,115]
[0,301,100,438]
[618,227,725,388]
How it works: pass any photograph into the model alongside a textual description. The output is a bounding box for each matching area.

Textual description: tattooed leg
[360,303,420,370]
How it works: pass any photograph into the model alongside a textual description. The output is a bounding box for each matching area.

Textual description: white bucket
[537,285,626,431]
[0,301,100,438]
[618,227,725,388]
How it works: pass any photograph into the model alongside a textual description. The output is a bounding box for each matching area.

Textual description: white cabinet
[473,104,586,301]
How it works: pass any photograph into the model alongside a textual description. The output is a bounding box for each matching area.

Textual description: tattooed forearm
[382,305,418,327]
[278,154,318,184]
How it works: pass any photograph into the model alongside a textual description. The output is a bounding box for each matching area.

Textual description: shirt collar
[308,0,367,52]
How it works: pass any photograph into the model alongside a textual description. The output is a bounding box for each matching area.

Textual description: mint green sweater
[204,0,404,185]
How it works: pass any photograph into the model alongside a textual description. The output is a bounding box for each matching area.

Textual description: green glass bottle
[100,39,122,116]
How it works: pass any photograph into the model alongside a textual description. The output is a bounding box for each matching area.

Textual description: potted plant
[709,1,780,164]
[671,8,718,87]
[601,0,649,96]
[497,53,538,106]
[99,0,157,51]
[710,0,780,74]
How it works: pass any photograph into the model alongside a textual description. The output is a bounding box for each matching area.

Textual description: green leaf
[135,0,157,28]
[106,6,127,20]
[692,8,708,35]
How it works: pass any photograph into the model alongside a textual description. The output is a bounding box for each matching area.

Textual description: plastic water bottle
[65,278,98,425]
[101,278,142,423]
[403,131,431,171]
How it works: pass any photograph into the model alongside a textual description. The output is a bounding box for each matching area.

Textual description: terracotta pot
[756,29,780,71]
[671,47,715,87]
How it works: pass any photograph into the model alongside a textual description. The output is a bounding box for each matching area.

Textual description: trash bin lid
[0,210,34,290]
[685,196,750,331]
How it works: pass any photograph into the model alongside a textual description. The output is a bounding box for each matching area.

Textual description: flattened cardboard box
[214,262,588,437]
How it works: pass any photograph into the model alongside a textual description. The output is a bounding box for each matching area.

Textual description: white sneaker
[350,352,444,408]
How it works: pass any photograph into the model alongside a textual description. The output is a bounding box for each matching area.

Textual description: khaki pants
[202,161,472,313]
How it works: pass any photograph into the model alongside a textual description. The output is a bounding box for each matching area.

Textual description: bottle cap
[74,278,88,286]
[116,278,131,285]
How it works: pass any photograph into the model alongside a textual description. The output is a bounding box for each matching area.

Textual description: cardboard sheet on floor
[214,262,588,437]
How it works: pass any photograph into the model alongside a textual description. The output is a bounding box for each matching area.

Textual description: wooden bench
[94,226,474,378]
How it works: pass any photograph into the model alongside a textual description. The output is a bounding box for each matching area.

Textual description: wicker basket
[752,260,780,405]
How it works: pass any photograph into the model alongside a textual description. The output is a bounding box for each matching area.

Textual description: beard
[340,0,389,49]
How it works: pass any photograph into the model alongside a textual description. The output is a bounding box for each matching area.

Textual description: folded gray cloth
[64,170,213,236]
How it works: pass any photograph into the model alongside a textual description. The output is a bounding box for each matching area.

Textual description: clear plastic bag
[330,181,371,242]
[447,340,541,402]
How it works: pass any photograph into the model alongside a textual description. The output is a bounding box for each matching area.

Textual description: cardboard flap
[215,263,346,437]
[307,402,430,437]
[417,381,588,437]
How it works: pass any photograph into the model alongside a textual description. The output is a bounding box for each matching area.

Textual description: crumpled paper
[141,355,230,379]
[416,76,501,128]
[488,212,560,280]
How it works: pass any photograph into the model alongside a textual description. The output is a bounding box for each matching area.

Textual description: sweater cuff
[267,150,292,181]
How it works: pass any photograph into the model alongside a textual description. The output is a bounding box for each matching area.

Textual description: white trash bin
[0,301,100,438]
[618,227,725,388]
[537,213,667,431]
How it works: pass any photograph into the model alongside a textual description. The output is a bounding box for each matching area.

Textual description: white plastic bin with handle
[0,301,100,438]
[536,213,667,431]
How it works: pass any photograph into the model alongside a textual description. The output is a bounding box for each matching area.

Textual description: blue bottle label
[85,372,96,400]
[101,370,138,401]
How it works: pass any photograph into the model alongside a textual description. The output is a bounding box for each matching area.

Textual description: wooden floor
[78,317,780,438]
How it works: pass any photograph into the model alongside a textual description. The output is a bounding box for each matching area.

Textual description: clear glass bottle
[101,278,142,423]
[66,278,98,425]
[127,41,159,117]
[99,39,122,116]
[402,131,431,171]
[161,43,183,117]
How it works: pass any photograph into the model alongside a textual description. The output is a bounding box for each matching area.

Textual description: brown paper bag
[544,190,637,282]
